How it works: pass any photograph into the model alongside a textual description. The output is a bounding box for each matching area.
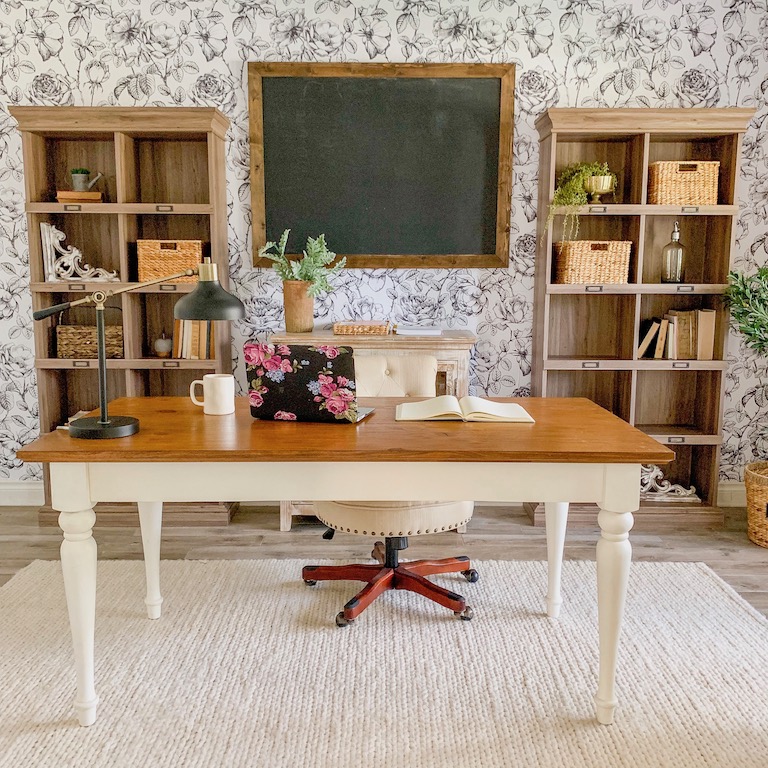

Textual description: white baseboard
[0,481,45,507]
[717,481,746,508]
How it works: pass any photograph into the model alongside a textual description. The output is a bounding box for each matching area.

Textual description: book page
[395,395,463,421]
[458,396,535,423]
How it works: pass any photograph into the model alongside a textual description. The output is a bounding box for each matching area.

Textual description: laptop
[244,342,373,423]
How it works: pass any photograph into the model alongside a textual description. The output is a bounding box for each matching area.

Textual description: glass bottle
[661,221,685,283]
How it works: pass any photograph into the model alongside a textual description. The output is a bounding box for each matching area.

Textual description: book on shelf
[55,190,103,203]
[664,314,678,360]
[394,325,442,336]
[653,318,669,359]
[637,319,660,358]
[667,309,696,360]
[171,319,215,360]
[638,309,717,361]
[696,309,716,360]
[395,395,534,423]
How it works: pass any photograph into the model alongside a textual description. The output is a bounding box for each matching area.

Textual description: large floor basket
[745,461,768,548]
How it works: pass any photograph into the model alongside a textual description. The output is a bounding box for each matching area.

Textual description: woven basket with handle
[745,461,768,548]
[137,240,202,283]
[56,323,123,360]
[648,161,719,206]
[55,306,123,359]
[554,240,631,284]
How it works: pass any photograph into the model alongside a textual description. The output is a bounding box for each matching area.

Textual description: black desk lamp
[32,257,245,439]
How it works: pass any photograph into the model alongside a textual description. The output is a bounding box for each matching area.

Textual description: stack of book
[172,319,215,360]
[56,190,103,204]
[637,309,716,360]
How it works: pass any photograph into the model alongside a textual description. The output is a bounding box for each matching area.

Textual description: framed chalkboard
[249,63,515,269]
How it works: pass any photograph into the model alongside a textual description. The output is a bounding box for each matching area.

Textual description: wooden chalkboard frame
[248,62,515,269]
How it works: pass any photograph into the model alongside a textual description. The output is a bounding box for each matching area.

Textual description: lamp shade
[174,278,245,320]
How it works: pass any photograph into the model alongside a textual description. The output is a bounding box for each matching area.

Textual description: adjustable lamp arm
[32,268,198,320]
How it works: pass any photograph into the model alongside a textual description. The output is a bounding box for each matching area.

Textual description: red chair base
[302,554,475,624]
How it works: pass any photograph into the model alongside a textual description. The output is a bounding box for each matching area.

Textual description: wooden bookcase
[532,108,753,525]
[12,107,234,524]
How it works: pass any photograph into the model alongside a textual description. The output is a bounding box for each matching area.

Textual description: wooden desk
[269,329,476,397]
[18,397,672,728]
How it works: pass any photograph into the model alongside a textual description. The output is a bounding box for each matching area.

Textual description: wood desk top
[18,397,674,465]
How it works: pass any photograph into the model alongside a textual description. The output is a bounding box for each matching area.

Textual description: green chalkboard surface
[250,64,514,268]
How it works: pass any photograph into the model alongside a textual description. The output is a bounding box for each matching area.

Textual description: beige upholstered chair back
[353,355,437,398]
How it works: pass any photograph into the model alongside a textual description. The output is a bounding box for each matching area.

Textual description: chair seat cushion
[314,500,474,537]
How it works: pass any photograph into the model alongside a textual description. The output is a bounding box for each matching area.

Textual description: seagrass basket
[745,461,768,548]
[137,240,202,283]
[333,321,391,335]
[648,161,719,206]
[56,324,124,359]
[554,240,631,284]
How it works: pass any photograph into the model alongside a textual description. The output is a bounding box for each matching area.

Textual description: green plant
[726,267,768,355]
[259,229,346,297]
[546,161,617,241]
[70,168,90,175]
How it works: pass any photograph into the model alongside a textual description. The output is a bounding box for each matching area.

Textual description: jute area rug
[1,560,767,768]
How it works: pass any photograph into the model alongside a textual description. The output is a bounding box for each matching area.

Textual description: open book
[396,395,534,423]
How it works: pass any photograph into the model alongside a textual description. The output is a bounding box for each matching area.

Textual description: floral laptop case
[244,342,362,423]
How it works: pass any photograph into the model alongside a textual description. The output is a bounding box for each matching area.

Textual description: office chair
[302,354,477,627]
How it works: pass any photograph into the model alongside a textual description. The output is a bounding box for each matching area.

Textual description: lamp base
[68,415,140,439]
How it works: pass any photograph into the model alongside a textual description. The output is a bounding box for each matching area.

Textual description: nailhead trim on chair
[316,515,473,538]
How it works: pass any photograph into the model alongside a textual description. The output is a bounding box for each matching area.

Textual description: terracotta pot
[282,280,314,333]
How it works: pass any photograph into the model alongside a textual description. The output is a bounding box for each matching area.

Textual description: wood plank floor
[1,504,767,617]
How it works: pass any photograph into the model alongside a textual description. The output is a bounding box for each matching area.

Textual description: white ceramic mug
[190,374,235,415]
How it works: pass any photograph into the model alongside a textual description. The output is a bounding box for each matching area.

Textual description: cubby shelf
[13,106,233,522]
[532,107,753,521]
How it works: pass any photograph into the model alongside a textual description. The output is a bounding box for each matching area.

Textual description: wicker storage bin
[745,461,768,548]
[554,240,631,284]
[333,321,391,335]
[648,161,720,205]
[56,324,124,359]
[137,240,202,283]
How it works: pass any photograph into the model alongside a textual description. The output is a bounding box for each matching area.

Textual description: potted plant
[70,168,103,192]
[726,266,768,547]
[545,161,617,241]
[259,229,346,333]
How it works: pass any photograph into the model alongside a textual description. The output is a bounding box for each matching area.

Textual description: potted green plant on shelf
[70,168,103,192]
[726,266,768,547]
[545,161,617,241]
[259,229,346,333]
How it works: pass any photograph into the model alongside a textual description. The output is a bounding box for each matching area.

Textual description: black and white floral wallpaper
[0,0,766,485]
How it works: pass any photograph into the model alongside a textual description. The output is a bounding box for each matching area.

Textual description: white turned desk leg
[544,502,568,619]
[594,505,634,726]
[59,508,99,727]
[138,502,163,620]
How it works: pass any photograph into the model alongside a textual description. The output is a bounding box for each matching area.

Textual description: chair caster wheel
[304,579,317,586]
[455,606,474,621]
[335,612,353,628]
[462,568,479,583]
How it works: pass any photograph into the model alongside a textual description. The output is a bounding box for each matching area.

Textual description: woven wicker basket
[745,461,768,548]
[333,321,391,335]
[137,240,202,284]
[554,240,631,284]
[648,161,719,206]
[56,324,124,359]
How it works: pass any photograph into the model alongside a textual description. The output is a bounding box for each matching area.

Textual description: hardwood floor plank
[1,504,766,617]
